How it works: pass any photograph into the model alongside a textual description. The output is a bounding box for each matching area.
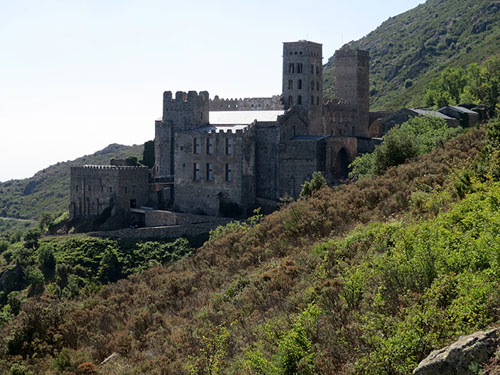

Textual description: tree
[300,172,327,198]
[98,246,122,283]
[141,140,155,168]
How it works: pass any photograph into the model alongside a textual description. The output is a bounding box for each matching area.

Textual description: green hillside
[0,144,143,222]
[324,0,500,110]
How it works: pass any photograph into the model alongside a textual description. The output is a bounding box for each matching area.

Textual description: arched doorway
[333,148,349,179]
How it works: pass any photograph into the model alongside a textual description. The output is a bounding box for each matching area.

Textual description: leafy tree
[141,140,155,168]
[98,246,122,283]
[37,244,56,279]
[23,228,41,250]
[300,172,327,198]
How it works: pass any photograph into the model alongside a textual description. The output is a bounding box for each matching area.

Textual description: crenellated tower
[282,40,323,135]
[154,91,209,179]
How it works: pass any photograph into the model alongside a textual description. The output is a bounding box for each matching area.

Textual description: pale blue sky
[0,0,423,181]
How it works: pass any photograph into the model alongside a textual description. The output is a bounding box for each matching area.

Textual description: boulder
[414,328,499,375]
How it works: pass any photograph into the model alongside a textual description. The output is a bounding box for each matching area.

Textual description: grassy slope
[323,0,500,110]
[0,144,143,222]
[0,127,488,374]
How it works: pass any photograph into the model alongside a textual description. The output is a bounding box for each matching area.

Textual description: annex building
[70,40,381,222]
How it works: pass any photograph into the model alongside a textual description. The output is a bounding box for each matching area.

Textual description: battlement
[209,95,283,111]
[72,165,149,171]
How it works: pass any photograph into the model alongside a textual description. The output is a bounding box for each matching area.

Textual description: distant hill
[0,143,144,221]
[323,0,500,110]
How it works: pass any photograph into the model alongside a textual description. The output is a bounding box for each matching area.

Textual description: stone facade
[69,165,149,219]
[71,40,382,223]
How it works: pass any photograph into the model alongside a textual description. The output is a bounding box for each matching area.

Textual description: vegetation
[349,115,462,179]
[0,116,491,373]
[424,57,500,115]
[323,0,500,110]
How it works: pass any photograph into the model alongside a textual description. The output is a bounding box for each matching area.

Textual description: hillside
[323,0,500,110]
[2,120,498,374]
[0,144,143,222]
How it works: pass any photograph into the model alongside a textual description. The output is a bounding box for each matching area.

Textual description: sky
[0,0,424,182]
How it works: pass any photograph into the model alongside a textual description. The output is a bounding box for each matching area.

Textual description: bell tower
[282,40,323,135]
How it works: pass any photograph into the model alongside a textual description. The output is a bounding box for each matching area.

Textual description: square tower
[334,46,370,137]
[282,41,323,135]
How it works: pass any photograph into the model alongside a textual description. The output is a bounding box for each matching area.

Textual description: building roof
[290,135,327,141]
[440,106,478,114]
[410,109,456,120]
[209,110,284,125]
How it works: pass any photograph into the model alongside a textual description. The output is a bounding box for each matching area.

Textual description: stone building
[71,40,379,222]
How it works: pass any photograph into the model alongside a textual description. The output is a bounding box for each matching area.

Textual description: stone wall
[173,125,256,216]
[89,220,230,240]
[255,121,280,200]
[70,166,149,220]
[323,101,359,137]
[209,96,283,111]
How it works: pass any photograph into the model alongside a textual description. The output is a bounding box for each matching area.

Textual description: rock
[414,328,499,375]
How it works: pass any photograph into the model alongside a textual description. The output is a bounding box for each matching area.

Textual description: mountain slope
[323,0,500,110]
[0,144,143,221]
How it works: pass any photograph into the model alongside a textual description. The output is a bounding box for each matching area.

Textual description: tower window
[225,163,233,182]
[225,138,233,155]
[311,96,314,105]
[288,80,293,90]
[289,96,293,106]
[297,95,302,105]
[316,65,320,75]
[311,80,314,90]
[289,63,294,73]
[316,81,320,91]
[206,163,213,181]
[193,138,200,154]
[193,163,200,180]
[311,64,314,74]
[297,63,303,73]
[298,79,302,89]
[206,138,213,155]
[75,185,79,191]
[317,96,320,105]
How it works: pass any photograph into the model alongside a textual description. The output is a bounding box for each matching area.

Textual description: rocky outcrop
[414,328,499,375]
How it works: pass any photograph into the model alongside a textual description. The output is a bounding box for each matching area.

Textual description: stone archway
[333,148,350,179]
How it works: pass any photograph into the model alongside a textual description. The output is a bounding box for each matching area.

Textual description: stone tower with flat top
[282,40,323,135]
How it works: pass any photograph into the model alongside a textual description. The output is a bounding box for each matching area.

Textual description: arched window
[311,64,314,74]
[316,81,320,91]
[289,96,293,106]
[316,65,320,75]
[311,96,314,105]
[288,80,293,90]
[297,63,303,73]
[297,95,302,104]
[311,80,314,90]
[289,63,294,73]
[317,96,320,105]
[298,79,302,89]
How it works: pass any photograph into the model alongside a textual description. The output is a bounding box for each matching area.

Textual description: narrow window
[225,138,233,155]
[311,64,314,74]
[297,63,303,73]
[311,96,314,105]
[288,79,293,90]
[297,95,302,105]
[124,186,128,193]
[193,138,200,154]
[316,81,320,91]
[289,96,293,106]
[206,163,213,181]
[225,163,233,182]
[101,186,104,192]
[206,138,213,155]
[109,187,112,192]
[88,184,91,192]
[132,185,136,192]
[193,163,200,180]
[289,63,294,73]
[298,79,302,89]
[317,96,320,105]
[311,80,314,90]
[75,185,79,191]
[316,65,320,75]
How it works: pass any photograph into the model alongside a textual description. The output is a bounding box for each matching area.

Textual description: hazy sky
[0,0,423,182]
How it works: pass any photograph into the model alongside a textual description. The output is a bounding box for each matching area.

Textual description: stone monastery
[70,40,381,224]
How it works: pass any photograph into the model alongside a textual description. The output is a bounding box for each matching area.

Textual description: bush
[300,171,327,198]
